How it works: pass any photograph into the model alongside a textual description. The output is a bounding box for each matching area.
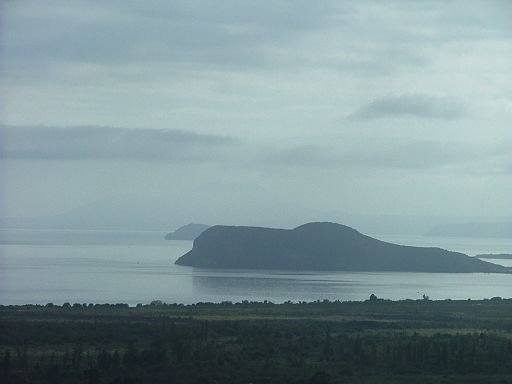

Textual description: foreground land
[2,298,512,383]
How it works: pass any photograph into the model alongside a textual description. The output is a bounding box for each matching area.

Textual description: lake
[0,229,511,305]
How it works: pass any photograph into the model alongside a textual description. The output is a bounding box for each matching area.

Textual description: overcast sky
[1,0,511,228]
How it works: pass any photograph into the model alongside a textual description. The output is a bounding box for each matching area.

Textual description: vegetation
[2,297,512,383]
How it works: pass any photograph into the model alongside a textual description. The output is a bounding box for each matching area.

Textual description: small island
[176,222,506,273]
[165,223,210,240]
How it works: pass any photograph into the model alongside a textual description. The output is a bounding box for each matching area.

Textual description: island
[175,222,506,272]
[165,223,210,240]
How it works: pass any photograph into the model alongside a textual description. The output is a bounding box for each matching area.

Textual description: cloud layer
[1,1,511,220]
[2,124,509,176]
[0,125,234,161]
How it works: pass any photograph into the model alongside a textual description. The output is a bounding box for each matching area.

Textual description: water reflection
[190,269,511,303]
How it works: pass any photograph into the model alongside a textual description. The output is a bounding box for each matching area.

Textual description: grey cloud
[1,0,340,70]
[0,125,234,161]
[1,125,473,171]
[349,94,466,120]
[3,0,509,86]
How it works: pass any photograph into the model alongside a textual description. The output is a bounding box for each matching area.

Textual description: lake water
[0,229,511,305]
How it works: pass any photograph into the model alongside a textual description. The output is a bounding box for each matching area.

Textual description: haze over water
[1,229,511,306]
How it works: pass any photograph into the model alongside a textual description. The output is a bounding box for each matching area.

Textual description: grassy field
[1,297,512,383]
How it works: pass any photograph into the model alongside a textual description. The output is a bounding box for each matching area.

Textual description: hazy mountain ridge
[476,254,512,260]
[3,196,510,236]
[165,224,210,240]
[175,222,506,273]
[427,222,512,238]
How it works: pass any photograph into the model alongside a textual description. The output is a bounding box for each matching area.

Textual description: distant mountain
[165,224,210,240]
[175,222,505,273]
[3,193,510,237]
[427,222,512,238]
[476,254,512,260]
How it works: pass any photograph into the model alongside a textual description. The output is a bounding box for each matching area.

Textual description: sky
[1,0,511,229]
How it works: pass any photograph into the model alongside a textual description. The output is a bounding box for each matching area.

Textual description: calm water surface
[0,229,511,305]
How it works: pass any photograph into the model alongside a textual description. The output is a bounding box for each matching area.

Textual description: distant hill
[427,222,512,238]
[175,222,505,273]
[476,254,512,260]
[165,224,210,240]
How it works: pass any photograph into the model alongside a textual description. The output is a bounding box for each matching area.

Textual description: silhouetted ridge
[293,221,361,235]
[175,222,506,273]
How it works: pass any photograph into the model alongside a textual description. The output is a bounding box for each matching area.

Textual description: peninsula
[175,222,505,273]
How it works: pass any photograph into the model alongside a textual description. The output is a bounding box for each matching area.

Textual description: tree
[2,350,11,378]
[97,349,111,370]
[323,329,333,361]
[309,370,331,384]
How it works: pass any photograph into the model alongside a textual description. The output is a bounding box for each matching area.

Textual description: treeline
[3,296,512,316]
[4,297,512,332]
[3,295,509,309]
